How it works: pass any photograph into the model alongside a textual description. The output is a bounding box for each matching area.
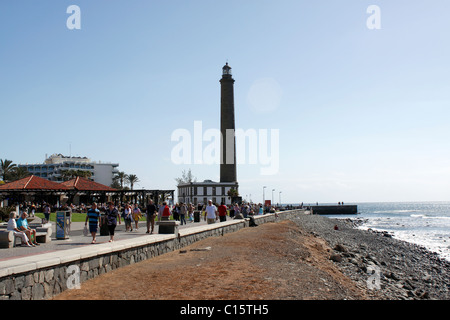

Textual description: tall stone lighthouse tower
[220,62,237,183]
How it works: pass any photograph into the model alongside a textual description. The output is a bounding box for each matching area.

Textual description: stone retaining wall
[0,210,303,300]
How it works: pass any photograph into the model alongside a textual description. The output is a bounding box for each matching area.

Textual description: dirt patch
[53,220,367,300]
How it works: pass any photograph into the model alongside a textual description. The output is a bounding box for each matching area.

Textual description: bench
[0,223,52,248]
[0,230,14,248]
[29,223,53,244]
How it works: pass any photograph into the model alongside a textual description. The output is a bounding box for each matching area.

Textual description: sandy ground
[53,219,367,300]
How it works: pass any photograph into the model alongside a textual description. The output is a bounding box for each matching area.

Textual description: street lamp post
[263,186,266,204]
[272,189,275,204]
[279,191,282,206]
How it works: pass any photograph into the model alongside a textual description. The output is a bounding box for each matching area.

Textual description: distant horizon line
[277,200,450,205]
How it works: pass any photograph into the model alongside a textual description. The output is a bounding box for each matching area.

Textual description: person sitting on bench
[17,211,39,246]
[7,211,34,247]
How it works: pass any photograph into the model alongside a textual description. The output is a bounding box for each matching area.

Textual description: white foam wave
[372,210,420,214]
[410,214,450,220]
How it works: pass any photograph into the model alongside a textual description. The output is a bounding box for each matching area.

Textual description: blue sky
[1,1,450,203]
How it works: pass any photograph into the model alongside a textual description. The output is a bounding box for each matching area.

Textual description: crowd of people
[81,200,274,244]
[13,200,284,218]
[7,199,283,246]
[15,201,88,216]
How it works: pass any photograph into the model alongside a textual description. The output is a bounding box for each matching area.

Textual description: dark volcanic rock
[291,214,450,300]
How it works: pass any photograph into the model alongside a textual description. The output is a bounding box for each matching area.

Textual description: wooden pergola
[111,189,175,206]
[0,175,69,205]
[60,177,174,205]
[0,175,175,207]
[60,177,118,204]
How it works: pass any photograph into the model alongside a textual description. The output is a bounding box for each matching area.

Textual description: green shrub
[0,206,15,222]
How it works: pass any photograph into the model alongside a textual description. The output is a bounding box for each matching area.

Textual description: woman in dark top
[105,202,121,242]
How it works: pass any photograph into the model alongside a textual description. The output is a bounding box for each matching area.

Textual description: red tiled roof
[0,175,69,191]
[60,177,117,192]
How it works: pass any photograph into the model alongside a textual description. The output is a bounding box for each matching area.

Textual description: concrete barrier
[0,209,305,300]
[310,205,358,215]
[158,220,180,235]
[0,231,14,249]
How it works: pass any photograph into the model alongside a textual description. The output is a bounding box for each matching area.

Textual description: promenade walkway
[0,210,308,300]
[0,218,210,261]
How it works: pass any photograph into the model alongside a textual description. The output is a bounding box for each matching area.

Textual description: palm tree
[110,180,121,189]
[61,169,77,181]
[76,170,92,179]
[9,167,31,181]
[60,169,92,181]
[126,174,140,190]
[0,159,17,182]
[113,171,127,189]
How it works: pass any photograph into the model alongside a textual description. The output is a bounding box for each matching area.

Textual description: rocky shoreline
[292,214,450,300]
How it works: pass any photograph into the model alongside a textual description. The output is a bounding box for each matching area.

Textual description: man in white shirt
[7,212,33,247]
[204,200,218,224]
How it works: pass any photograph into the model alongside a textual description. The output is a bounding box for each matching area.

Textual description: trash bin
[194,211,201,223]
[100,213,109,236]
[56,211,71,240]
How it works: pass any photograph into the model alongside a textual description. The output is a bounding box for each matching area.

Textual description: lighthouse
[176,63,240,206]
[220,62,237,183]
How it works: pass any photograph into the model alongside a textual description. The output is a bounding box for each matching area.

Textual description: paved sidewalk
[0,217,212,261]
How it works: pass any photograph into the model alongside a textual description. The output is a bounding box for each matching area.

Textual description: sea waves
[331,202,450,262]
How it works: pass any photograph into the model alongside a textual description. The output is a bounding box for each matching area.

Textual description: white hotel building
[19,154,119,187]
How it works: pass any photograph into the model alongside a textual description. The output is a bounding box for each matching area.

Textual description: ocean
[319,202,450,262]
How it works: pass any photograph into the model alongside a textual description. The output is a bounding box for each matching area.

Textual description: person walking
[123,203,133,231]
[241,203,248,218]
[146,200,157,234]
[173,203,180,221]
[233,203,240,217]
[158,201,171,221]
[228,204,234,218]
[105,202,121,242]
[179,202,187,225]
[30,203,36,217]
[133,204,142,230]
[188,203,194,222]
[85,202,100,244]
[157,203,164,221]
[249,205,255,216]
[204,200,218,224]
[162,202,171,219]
[218,202,228,222]
[43,203,51,224]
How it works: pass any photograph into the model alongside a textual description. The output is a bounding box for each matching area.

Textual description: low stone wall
[0,209,304,300]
